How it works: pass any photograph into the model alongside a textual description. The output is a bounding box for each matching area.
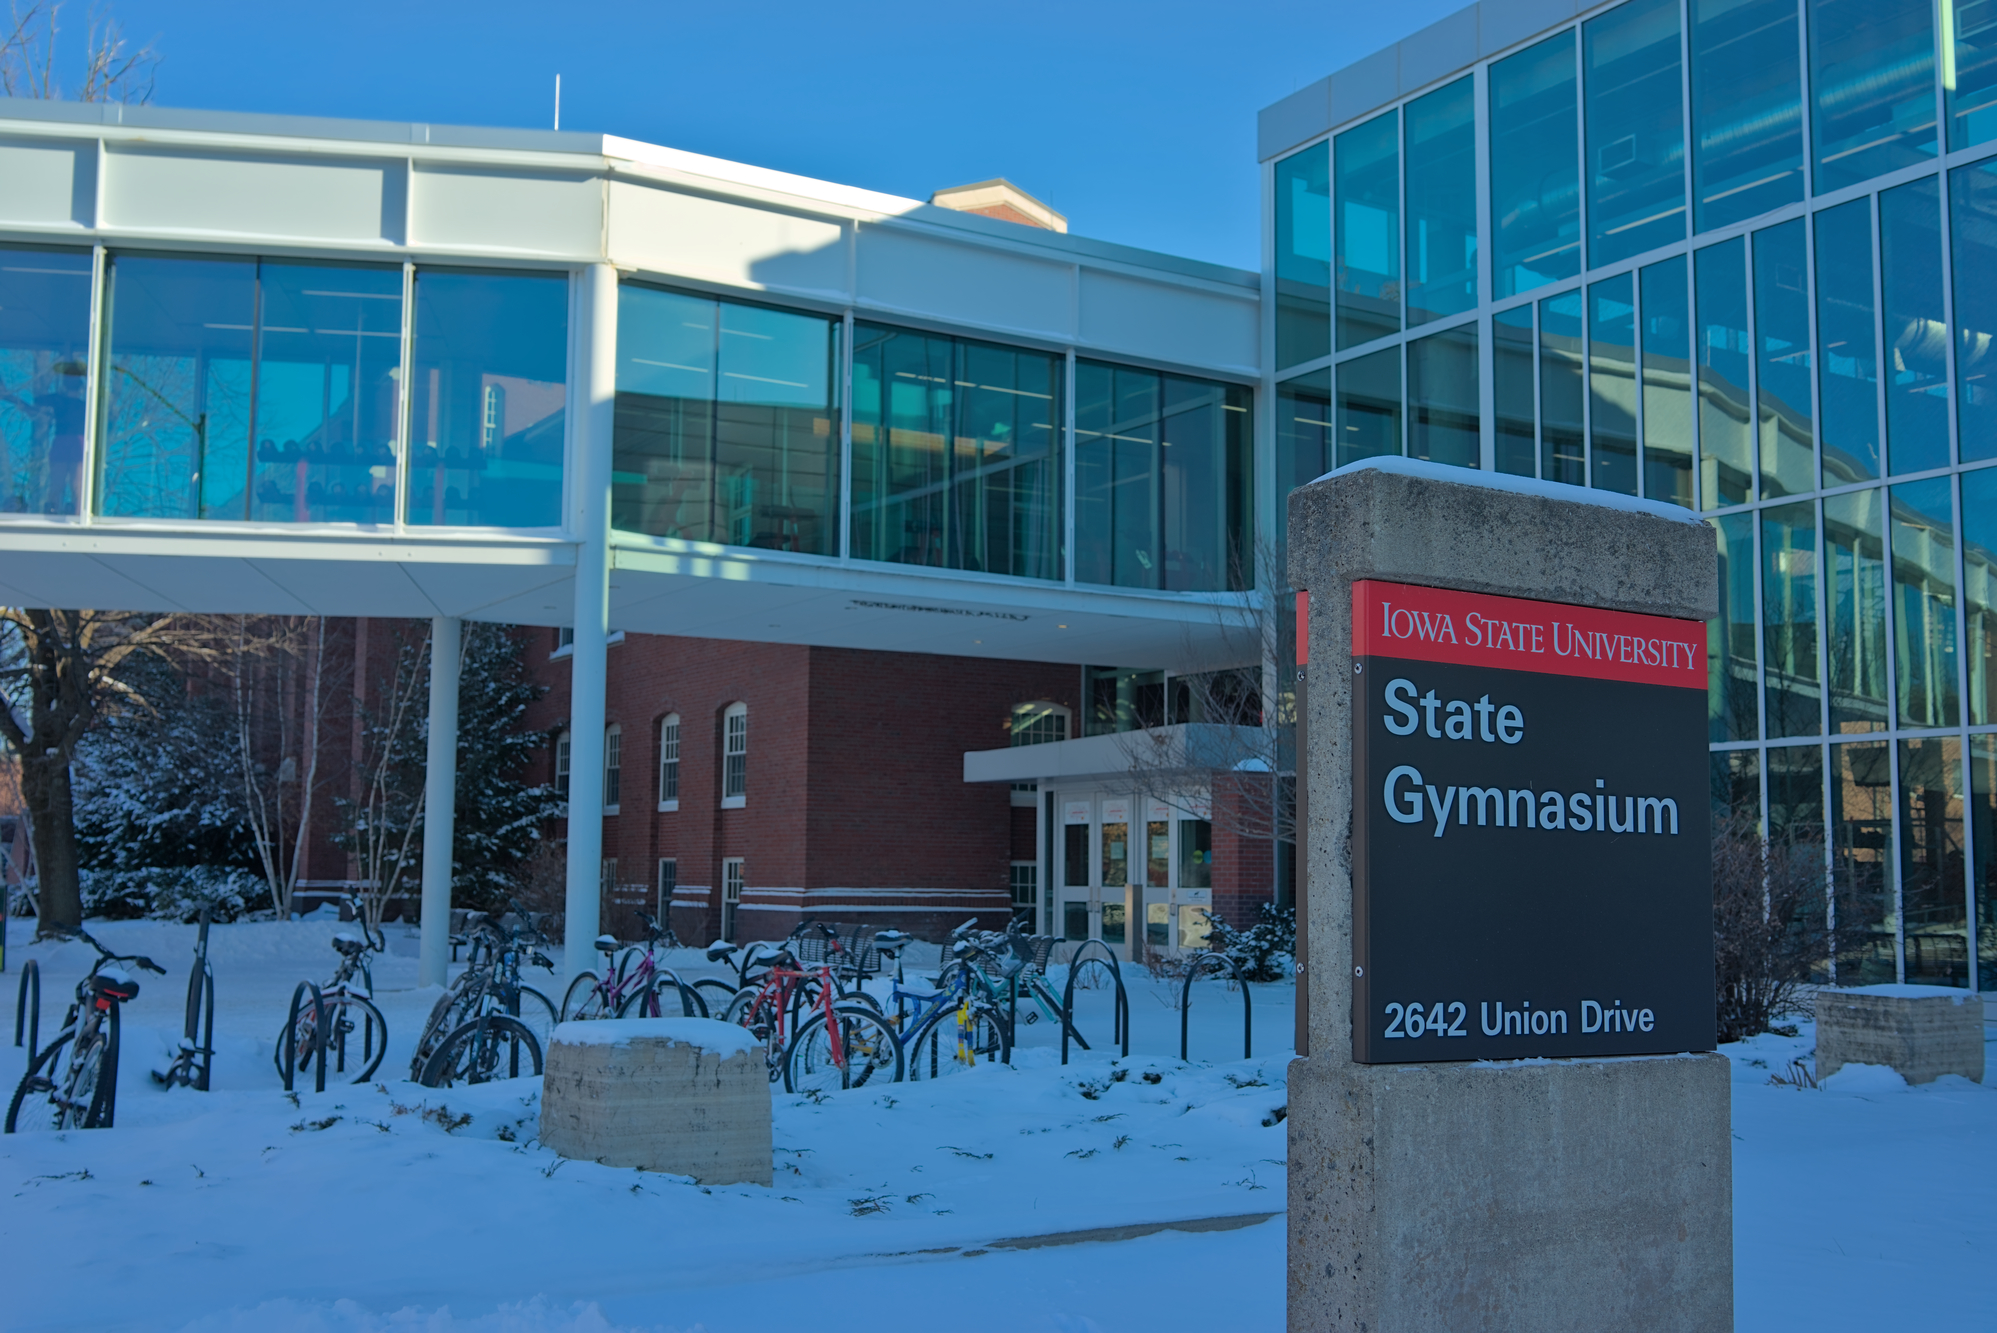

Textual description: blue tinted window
[407,269,568,529]
[1814,200,1880,486]
[1585,0,1687,267]
[616,285,839,556]
[1891,477,1959,727]
[1407,324,1479,469]
[1590,273,1638,495]
[98,253,255,520]
[1275,143,1332,369]
[1809,0,1936,195]
[1640,256,1694,508]
[1880,177,1950,475]
[251,263,403,525]
[1696,238,1752,507]
[1404,77,1477,327]
[1710,510,1760,740]
[1494,306,1537,477]
[1947,0,1997,150]
[1690,0,1804,233]
[1335,112,1400,349]
[1335,348,1400,468]
[1492,33,1581,298]
[1276,369,1331,550]
[1753,220,1813,499]
[1762,500,1820,737]
[1539,290,1585,486]
[1075,363,1250,592]
[1825,487,1889,732]
[0,247,91,517]
[1951,158,1997,461]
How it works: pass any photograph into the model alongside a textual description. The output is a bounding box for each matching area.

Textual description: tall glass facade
[1272,0,1997,989]
[0,248,91,517]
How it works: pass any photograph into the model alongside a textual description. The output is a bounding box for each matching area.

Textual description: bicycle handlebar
[62,927,167,975]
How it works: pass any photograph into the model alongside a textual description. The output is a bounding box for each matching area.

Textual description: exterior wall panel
[606,180,848,298]
[0,136,92,227]
[410,165,601,257]
[856,223,1073,339]
[103,148,401,242]
[1078,269,1258,374]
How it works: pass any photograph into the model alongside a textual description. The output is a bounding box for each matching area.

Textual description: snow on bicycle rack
[541,1017,770,1184]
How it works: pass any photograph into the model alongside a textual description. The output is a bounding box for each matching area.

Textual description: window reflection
[1710,511,1760,742]
[1640,256,1694,507]
[617,285,838,555]
[1404,77,1477,327]
[1494,306,1537,478]
[1814,201,1880,486]
[1335,112,1400,349]
[1962,469,1997,726]
[1969,737,1997,987]
[98,253,255,520]
[1276,369,1331,552]
[1539,290,1585,486]
[1074,362,1250,592]
[1584,0,1687,267]
[1890,477,1960,727]
[1335,347,1400,468]
[251,263,402,525]
[1831,739,1895,983]
[1589,273,1638,496]
[1946,0,1997,150]
[1880,178,1951,476]
[1808,0,1937,195]
[1406,324,1478,470]
[1491,32,1581,297]
[1275,143,1332,369]
[1761,501,1820,737]
[1711,745,1760,826]
[0,247,90,518]
[1753,220,1813,499]
[1825,489,1890,733]
[1899,737,1968,986]
[1690,0,1805,233]
[407,269,567,529]
[1951,159,1997,462]
[1696,238,1753,507]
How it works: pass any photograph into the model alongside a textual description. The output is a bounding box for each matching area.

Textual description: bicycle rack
[1060,940,1129,1064]
[14,959,38,1056]
[1179,950,1252,1062]
[282,981,328,1094]
[186,961,216,1091]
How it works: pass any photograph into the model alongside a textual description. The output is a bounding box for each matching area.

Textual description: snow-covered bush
[1204,904,1295,983]
[78,865,257,922]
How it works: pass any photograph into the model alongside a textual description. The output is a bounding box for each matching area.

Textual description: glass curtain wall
[1491,33,1581,298]
[1689,0,1805,232]
[1584,0,1687,268]
[407,269,567,529]
[0,248,91,517]
[614,284,838,554]
[98,254,403,524]
[1275,142,1332,369]
[1808,0,1937,194]
[1075,362,1251,592]
[1405,78,1477,327]
[1336,113,1400,349]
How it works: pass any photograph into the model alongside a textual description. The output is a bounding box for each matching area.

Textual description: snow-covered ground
[0,916,1991,1332]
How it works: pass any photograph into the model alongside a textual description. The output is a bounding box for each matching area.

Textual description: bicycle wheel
[616,981,663,1019]
[561,971,608,1021]
[513,985,559,1048]
[719,986,785,1082]
[6,1032,72,1133]
[692,978,736,1016]
[784,1004,903,1094]
[904,1002,1011,1082]
[338,996,390,1083]
[419,1015,544,1087]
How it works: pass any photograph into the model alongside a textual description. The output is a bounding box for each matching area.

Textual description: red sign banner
[1351,579,1704,690]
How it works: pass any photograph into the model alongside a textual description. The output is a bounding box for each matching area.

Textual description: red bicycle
[719,947,900,1092]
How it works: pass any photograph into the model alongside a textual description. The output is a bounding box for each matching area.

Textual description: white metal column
[418,615,461,988]
[563,262,617,981]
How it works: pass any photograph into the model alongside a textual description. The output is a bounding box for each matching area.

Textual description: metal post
[564,262,618,982]
[418,615,461,989]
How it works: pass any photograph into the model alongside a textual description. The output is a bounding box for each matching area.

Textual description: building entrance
[1057,793,1213,962]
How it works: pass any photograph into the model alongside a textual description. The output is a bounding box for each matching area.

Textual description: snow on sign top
[551,1017,761,1059]
[1352,579,1705,690]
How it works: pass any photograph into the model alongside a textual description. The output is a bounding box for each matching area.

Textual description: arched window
[658,713,681,810]
[603,724,622,812]
[554,731,572,799]
[721,702,748,807]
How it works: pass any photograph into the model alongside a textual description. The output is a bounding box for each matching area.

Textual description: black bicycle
[7,930,165,1132]
[415,902,552,1087]
[153,907,216,1091]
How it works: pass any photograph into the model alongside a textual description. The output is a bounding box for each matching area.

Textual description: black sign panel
[1347,579,1715,1062]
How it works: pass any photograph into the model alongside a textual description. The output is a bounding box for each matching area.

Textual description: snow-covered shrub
[77,866,256,922]
[78,869,151,920]
[1204,904,1295,983]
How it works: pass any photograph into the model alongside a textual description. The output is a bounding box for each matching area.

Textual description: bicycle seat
[706,942,740,962]
[89,968,140,1002]
[594,933,619,953]
[331,932,367,957]
[873,930,909,952]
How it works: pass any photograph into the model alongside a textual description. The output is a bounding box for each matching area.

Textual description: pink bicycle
[560,912,703,1019]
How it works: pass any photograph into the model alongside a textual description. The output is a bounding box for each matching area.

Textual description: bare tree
[0,1,159,104]
[1711,809,1836,1043]
[339,624,429,933]
[0,610,204,934]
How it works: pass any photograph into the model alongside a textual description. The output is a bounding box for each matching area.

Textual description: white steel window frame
[658,712,681,811]
[721,702,748,808]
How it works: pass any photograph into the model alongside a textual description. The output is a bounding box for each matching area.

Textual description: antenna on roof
[554,74,562,131]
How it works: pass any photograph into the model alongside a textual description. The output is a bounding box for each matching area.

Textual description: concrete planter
[1815,985,1985,1085]
[540,1018,772,1184]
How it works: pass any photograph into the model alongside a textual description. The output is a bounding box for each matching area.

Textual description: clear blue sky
[99,0,1464,272]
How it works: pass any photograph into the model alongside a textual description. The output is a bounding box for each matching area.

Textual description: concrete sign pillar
[418,615,461,989]
[1286,459,1731,1332]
